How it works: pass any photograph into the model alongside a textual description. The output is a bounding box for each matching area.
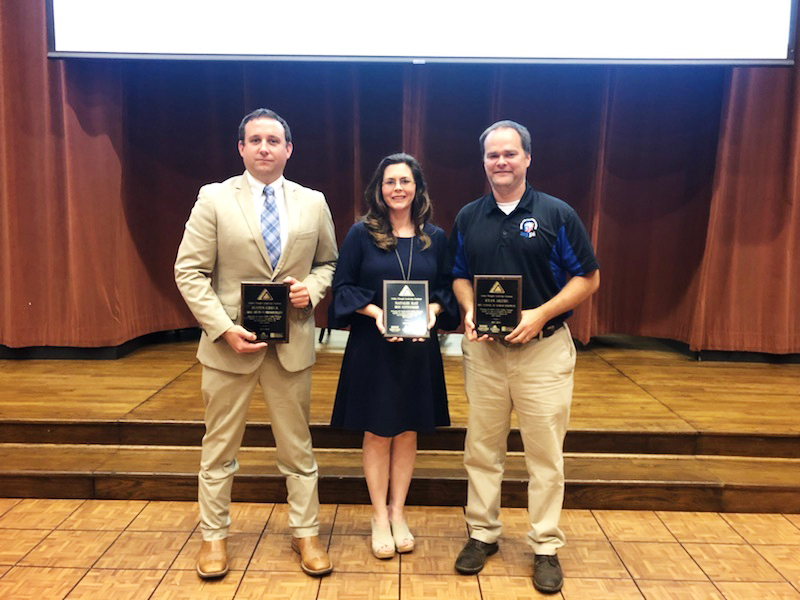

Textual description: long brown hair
[362,153,433,251]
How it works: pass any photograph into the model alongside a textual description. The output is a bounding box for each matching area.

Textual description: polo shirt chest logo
[519,217,538,238]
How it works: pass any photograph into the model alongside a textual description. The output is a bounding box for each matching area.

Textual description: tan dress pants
[462,324,575,555]
[198,345,320,540]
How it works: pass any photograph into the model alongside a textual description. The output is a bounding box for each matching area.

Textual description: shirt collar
[245,171,285,197]
[483,183,533,215]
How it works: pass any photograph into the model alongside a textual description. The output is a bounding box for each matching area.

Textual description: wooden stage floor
[1,331,799,513]
[1,331,798,437]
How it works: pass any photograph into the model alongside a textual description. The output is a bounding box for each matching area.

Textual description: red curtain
[1,2,798,352]
[690,68,800,353]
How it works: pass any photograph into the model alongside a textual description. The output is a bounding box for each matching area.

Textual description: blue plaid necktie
[261,186,281,268]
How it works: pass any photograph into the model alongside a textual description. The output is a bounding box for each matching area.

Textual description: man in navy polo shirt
[449,120,599,593]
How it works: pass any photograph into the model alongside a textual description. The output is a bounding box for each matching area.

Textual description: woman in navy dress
[330,153,458,559]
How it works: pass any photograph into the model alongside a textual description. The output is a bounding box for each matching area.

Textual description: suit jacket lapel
[281,180,302,266]
[235,173,273,271]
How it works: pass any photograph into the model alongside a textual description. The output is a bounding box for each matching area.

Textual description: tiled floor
[0,499,798,599]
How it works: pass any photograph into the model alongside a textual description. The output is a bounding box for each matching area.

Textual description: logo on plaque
[488,282,506,294]
[398,285,416,297]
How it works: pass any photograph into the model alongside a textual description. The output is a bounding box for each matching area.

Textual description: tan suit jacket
[175,173,338,374]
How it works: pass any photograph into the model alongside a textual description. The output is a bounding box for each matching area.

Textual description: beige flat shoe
[391,519,415,553]
[371,518,396,559]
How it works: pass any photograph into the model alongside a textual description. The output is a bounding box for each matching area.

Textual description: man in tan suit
[175,108,338,579]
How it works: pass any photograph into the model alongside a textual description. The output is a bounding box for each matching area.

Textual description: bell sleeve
[330,223,376,328]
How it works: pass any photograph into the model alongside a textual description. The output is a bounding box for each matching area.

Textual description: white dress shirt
[245,171,288,254]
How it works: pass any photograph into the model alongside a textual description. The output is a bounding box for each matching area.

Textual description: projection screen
[48,0,797,65]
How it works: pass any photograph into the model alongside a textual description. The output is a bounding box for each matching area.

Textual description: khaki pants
[198,345,320,540]
[462,324,575,555]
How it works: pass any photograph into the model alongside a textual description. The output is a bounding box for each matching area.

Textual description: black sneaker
[454,538,499,574]
[533,554,563,593]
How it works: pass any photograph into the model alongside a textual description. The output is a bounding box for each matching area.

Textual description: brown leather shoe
[197,538,229,579]
[291,535,333,576]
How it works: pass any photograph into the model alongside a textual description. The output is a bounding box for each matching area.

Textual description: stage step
[3,443,799,513]
[2,421,798,458]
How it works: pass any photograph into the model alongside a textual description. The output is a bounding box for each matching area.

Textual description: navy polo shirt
[449,184,599,325]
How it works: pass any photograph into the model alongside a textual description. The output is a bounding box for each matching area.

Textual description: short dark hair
[238,108,292,145]
[362,153,433,251]
[479,120,532,157]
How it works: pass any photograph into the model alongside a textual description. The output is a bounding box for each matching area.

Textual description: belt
[538,322,564,340]
[496,322,563,347]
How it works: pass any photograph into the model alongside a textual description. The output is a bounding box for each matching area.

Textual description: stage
[1,331,798,512]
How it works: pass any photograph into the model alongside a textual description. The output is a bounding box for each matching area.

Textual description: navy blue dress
[329,222,459,437]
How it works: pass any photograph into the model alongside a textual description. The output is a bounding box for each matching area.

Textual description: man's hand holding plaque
[473,275,522,339]
[241,281,291,343]
[382,280,430,339]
